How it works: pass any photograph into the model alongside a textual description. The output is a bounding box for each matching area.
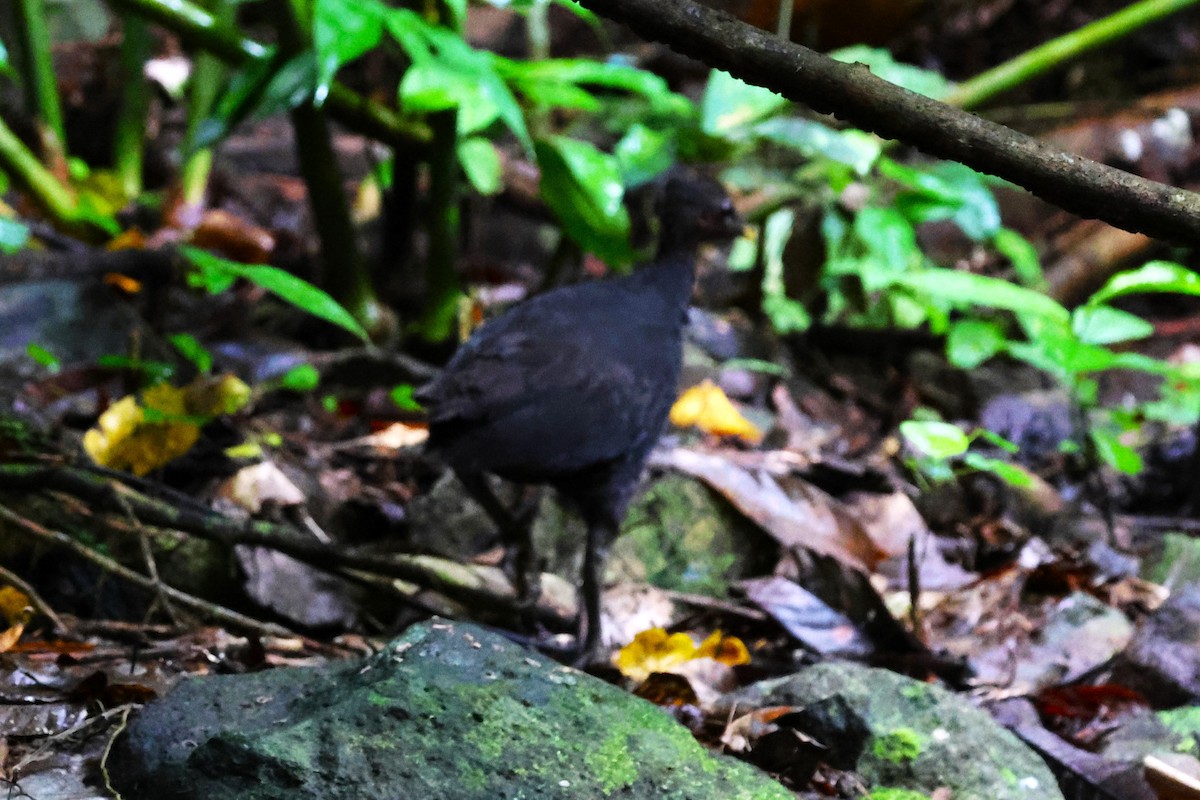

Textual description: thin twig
[0,563,68,634]
[0,502,295,639]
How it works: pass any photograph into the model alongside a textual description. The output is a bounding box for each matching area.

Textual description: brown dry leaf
[0,586,34,653]
[720,706,801,753]
[189,209,275,264]
[670,380,762,443]
[103,271,144,294]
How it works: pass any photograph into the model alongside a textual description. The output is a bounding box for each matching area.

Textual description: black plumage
[417,169,743,659]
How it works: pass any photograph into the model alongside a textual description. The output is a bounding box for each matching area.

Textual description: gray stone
[733,662,1064,800]
[114,620,790,800]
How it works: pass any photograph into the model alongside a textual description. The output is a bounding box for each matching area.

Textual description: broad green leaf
[1071,305,1153,346]
[534,137,632,266]
[0,216,29,253]
[975,428,1020,454]
[761,209,810,333]
[313,0,385,99]
[882,160,1001,241]
[182,247,369,341]
[169,333,213,374]
[0,40,11,76]
[1089,261,1200,305]
[391,383,422,410]
[829,45,951,99]
[458,137,502,195]
[279,364,320,391]
[895,269,1069,323]
[614,124,673,187]
[962,453,1034,487]
[946,319,1006,369]
[1090,428,1143,475]
[900,420,969,459]
[442,0,467,29]
[752,117,881,175]
[193,52,316,151]
[386,11,532,153]
[501,59,687,115]
[701,70,788,137]
[26,343,60,372]
[852,207,921,288]
[994,227,1045,289]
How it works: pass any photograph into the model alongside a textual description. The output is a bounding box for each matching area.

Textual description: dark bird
[416,169,744,661]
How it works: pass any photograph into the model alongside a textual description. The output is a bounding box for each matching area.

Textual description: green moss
[589,732,639,793]
[868,788,932,800]
[872,728,923,764]
[1159,706,1200,755]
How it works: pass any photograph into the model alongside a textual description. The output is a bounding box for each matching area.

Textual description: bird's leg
[454,471,541,626]
[574,518,616,667]
[508,485,543,615]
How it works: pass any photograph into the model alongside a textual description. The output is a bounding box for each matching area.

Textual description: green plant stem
[181,0,230,208]
[115,14,152,200]
[102,0,431,146]
[0,115,114,240]
[266,0,379,331]
[13,0,66,152]
[948,0,1200,109]
[418,111,463,341]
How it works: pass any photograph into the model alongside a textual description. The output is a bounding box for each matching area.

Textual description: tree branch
[579,0,1200,245]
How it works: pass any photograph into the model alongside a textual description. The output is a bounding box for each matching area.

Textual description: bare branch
[580,0,1200,245]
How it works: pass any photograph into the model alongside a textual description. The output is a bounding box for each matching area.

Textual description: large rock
[733,662,1064,800]
[114,620,790,800]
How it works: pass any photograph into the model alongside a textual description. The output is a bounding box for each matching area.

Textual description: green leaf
[502,59,687,115]
[0,40,11,76]
[442,0,467,29]
[993,228,1045,289]
[881,160,1001,241]
[313,0,385,97]
[900,420,970,459]
[946,319,1006,369]
[753,117,881,175]
[1071,305,1153,346]
[1090,428,1143,475]
[26,343,60,372]
[894,269,1069,323]
[386,10,532,154]
[0,216,29,254]
[829,45,951,98]
[457,137,502,195]
[1089,261,1200,305]
[169,333,213,374]
[391,383,422,411]
[760,208,810,333]
[852,207,920,288]
[534,137,632,266]
[279,363,320,392]
[614,124,674,187]
[962,453,1034,487]
[97,355,176,384]
[182,247,369,341]
[701,70,788,137]
[194,52,316,151]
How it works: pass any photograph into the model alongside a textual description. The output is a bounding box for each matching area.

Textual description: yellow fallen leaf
[669,380,762,443]
[83,374,250,477]
[0,586,33,653]
[695,630,751,667]
[614,627,751,682]
[615,628,698,682]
